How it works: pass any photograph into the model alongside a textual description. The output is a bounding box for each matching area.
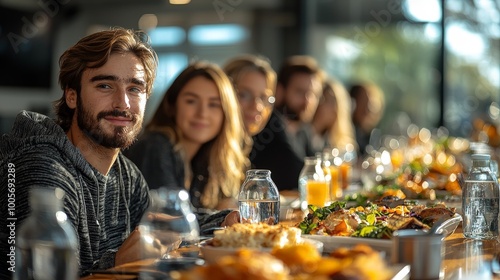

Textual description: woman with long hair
[223,54,277,137]
[125,61,249,210]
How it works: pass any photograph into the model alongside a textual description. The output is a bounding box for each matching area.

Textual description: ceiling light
[170,0,190,4]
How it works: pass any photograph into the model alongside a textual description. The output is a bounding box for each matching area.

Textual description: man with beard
[0,28,237,279]
[250,56,323,190]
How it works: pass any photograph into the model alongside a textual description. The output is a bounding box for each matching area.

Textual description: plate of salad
[299,200,461,255]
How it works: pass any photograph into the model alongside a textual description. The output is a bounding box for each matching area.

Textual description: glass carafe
[238,169,280,224]
[15,187,78,280]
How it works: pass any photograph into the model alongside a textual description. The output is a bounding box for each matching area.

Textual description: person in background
[310,78,357,154]
[0,28,238,279]
[250,55,324,190]
[350,82,385,155]
[223,54,277,138]
[124,61,249,211]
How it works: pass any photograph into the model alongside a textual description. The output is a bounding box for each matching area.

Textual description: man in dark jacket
[250,56,323,190]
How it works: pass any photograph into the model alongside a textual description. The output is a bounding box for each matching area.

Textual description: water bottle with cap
[469,141,499,179]
[462,154,500,240]
[238,169,280,224]
[15,187,78,280]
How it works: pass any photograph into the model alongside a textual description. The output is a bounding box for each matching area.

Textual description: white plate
[303,213,462,259]
[199,238,323,264]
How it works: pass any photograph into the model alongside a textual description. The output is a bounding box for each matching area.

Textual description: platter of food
[297,200,461,256]
[359,135,466,203]
[182,237,410,280]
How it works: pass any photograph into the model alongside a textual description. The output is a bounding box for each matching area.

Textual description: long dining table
[81,224,500,280]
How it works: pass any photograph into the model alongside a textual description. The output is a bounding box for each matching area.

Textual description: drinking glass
[139,188,200,259]
[306,180,329,206]
[340,143,357,190]
[323,149,342,200]
[299,156,329,211]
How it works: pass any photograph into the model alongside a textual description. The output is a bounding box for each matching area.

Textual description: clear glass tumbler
[139,188,200,259]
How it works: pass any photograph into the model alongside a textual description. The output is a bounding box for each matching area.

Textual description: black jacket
[124,131,210,210]
[249,110,314,190]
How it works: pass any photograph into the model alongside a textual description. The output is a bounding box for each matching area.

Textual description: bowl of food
[199,223,323,264]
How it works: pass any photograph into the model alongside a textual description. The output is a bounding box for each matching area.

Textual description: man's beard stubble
[76,99,143,149]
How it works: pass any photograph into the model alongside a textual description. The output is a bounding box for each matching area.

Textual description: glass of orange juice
[322,148,343,202]
[329,165,342,200]
[306,180,329,207]
[340,163,351,190]
[299,156,328,211]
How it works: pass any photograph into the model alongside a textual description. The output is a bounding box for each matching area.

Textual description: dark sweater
[0,111,150,277]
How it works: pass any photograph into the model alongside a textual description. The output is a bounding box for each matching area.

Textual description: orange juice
[329,166,342,200]
[306,180,329,207]
[340,163,351,190]
[391,149,404,170]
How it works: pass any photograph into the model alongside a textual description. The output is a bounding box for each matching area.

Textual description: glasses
[237,90,275,107]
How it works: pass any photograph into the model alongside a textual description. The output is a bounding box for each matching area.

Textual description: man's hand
[221,210,240,227]
[115,227,162,266]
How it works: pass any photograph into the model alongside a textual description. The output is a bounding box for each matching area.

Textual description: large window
[308,0,499,140]
[144,21,250,122]
[443,0,500,138]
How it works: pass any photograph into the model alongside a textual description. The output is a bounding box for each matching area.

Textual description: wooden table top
[81,226,500,280]
[441,227,500,279]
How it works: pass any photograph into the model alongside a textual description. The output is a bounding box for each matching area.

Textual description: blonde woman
[311,79,357,153]
[125,61,249,210]
[223,54,277,137]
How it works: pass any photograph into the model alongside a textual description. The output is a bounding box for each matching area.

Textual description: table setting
[82,128,500,280]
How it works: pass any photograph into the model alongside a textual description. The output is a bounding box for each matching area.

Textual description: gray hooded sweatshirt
[0,111,150,277]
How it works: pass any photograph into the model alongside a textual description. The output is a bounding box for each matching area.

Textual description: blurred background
[0,0,498,139]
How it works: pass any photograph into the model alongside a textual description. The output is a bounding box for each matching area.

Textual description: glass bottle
[139,188,200,259]
[469,142,499,180]
[462,154,500,240]
[238,169,280,224]
[298,155,329,211]
[15,187,78,280]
